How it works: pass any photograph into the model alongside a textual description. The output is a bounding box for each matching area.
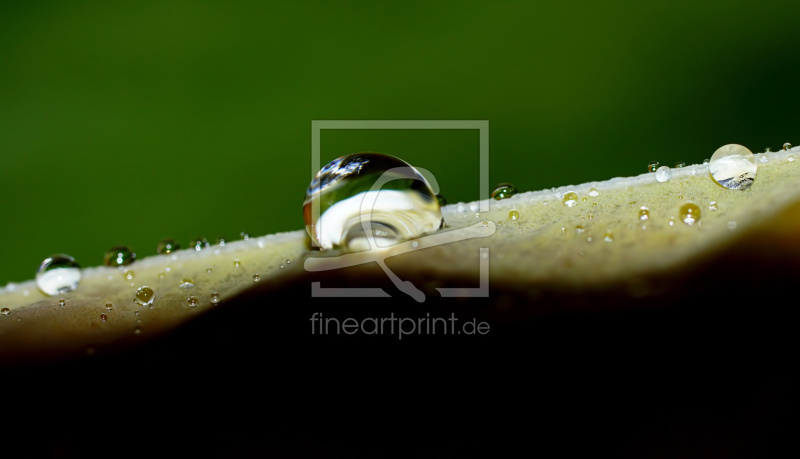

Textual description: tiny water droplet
[436,194,447,206]
[588,214,594,220]
[709,144,756,190]
[655,166,672,182]
[783,142,791,151]
[158,272,165,280]
[675,161,686,168]
[187,296,199,307]
[105,302,113,311]
[280,264,285,269]
[765,147,771,152]
[788,156,796,163]
[543,201,548,206]
[603,231,613,242]
[304,153,443,251]
[134,286,155,307]
[589,188,600,198]
[103,246,136,267]
[703,158,710,165]
[206,267,212,274]
[586,236,593,243]
[134,327,142,335]
[562,192,578,207]
[496,220,503,226]
[591,202,597,208]
[709,201,718,211]
[669,217,675,227]
[481,221,489,228]
[100,314,107,322]
[36,254,81,296]
[190,238,209,251]
[1,308,10,315]
[123,270,135,281]
[215,237,227,246]
[677,195,683,200]
[411,240,419,248]
[491,183,518,200]
[647,161,660,173]
[240,232,250,241]
[728,221,737,230]
[234,259,241,268]
[560,227,566,234]
[457,204,465,213]
[574,226,584,234]
[179,278,194,289]
[680,203,701,225]
[58,299,65,307]
[508,210,520,221]
[581,196,588,202]
[760,156,768,164]
[157,239,180,254]
[638,207,650,221]
[252,274,261,283]
[210,292,221,304]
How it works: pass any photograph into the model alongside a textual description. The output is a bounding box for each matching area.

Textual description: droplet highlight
[638,207,650,221]
[157,239,180,254]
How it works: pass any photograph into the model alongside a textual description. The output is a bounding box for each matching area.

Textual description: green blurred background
[1,0,798,283]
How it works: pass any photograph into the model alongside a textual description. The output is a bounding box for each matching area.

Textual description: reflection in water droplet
[655,166,671,182]
[784,142,792,151]
[105,303,113,311]
[179,278,194,289]
[508,210,520,221]
[647,161,660,173]
[562,192,578,207]
[157,239,180,254]
[58,299,65,307]
[675,161,686,168]
[603,231,613,242]
[100,314,108,322]
[589,188,600,198]
[187,296,199,307]
[190,238,209,251]
[253,274,261,283]
[124,270,135,281]
[104,246,136,267]
[574,226,584,233]
[210,292,220,304]
[304,153,443,251]
[1,308,10,315]
[638,207,650,221]
[491,183,518,200]
[709,201,718,211]
[680,203,701,225]
[234,259,241,268]
[709,144,756,190]
[36,254,81,296]
[135,286,155,307]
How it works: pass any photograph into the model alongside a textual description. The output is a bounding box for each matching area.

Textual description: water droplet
[206,267,212,274]
[677,195,683,200]
[680,203,701,225]
[709,144,756,190]
[280,264,285,269]
[562,192,578,207]
[286,259,291,265]
[783,142,792,151]
[508,210,520,221]
[560,227,566,234]
[436,194,447,206]
[100,314,108,322]
[655,166,672,182]
[581,197,588,202]
[481,221,489,228]
[123,270,135,281]
[103,246,136,267]
[591,202,597,208]
[703,158,710,165]
[304,153,443,251]
[105,302,113,311]
[157,239,180,254]
[603,231,613,242]
[760,156,769,164]
[36,254,81,296]
[215,237,227,246]
[647,161,660,173]
[240,232,250,241]
[252,274,261,283]
[469,202,479,212]
[586,236,593,243]
[134,327,142,335]
[638,207,650,221]
[134,286,155,307]
[179,278,194,289]
[187,296,199,307]
[491,183,518,200]
[457,204,465,213]
[728,221,737,230]
[669,217,675,227]
[588,188,600,199]
[58,299,65,307]
[675,161,686,168]
[542,201,548,206]
[234,259,241,268]
[574,226,584,234]
[1,308,10,315]
[788,156,796,163]
[709,201,718,211]
[765,147,771,152]
[190,238,209,251]
[158,272,166,280]
[210,292,221,304]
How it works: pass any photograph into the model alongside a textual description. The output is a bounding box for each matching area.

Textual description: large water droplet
[36,254,81,296]
[680,203,701,225]
[157,239,180,254]
[178,278,194,289]
[303,153,443,251]
[647,161,660,173]
[134,286,155,307]
[210,292,221,304]
[589,188,600,198]
[709,144,756,190]
[655,166,672,182]
[491,183,518,200]
[675,161,686,168]
[103,246,136,267]
[638,206,650,221]
[187,296,199,308]
[562,192,578,207]
[1,308,9,316]
[783,142,792,151]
